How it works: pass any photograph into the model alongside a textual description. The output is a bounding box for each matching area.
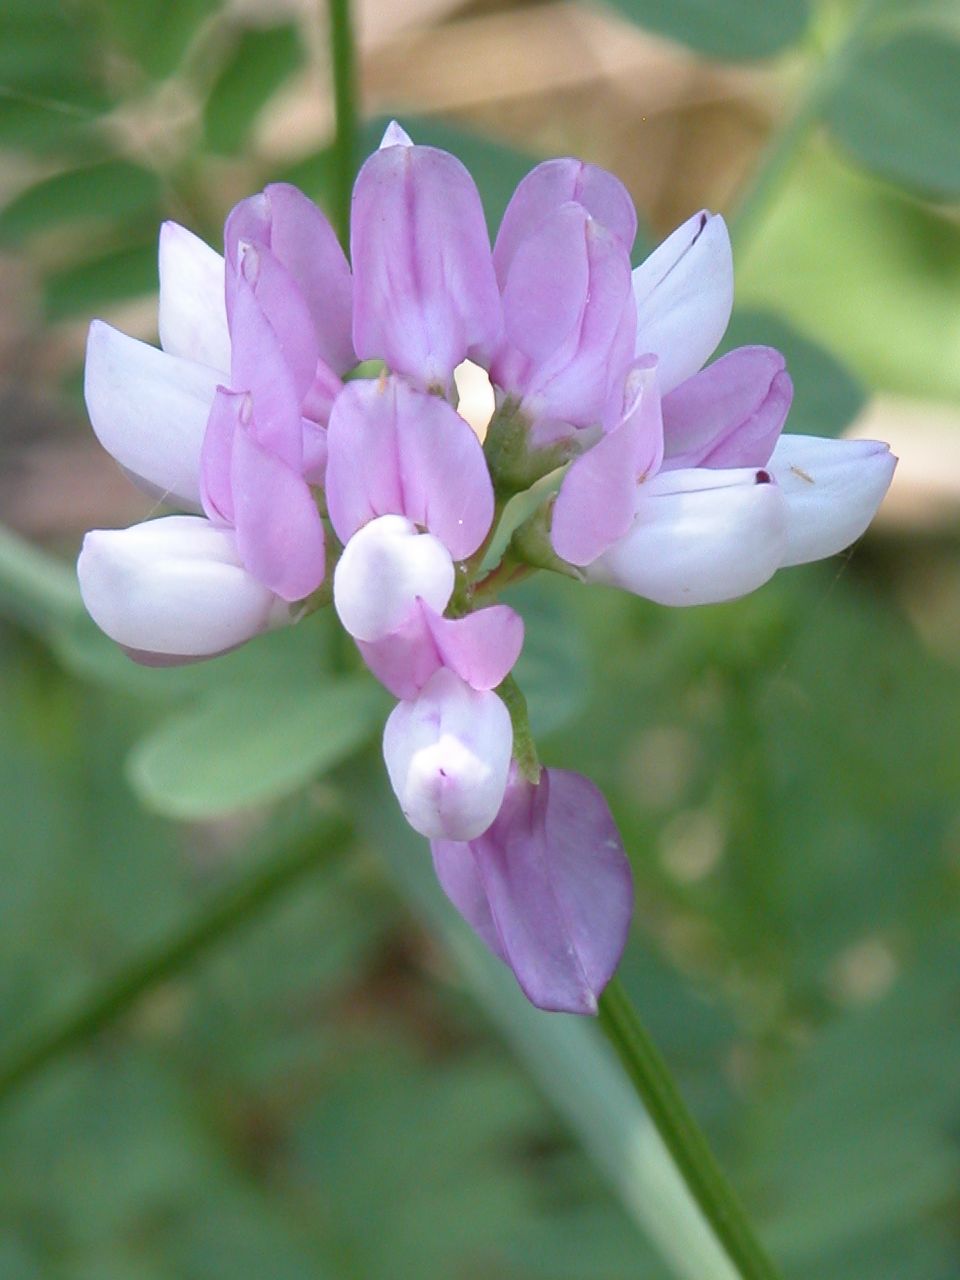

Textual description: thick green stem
[598,977,784,1280]
[0,810,351,1106]
[327,0,359,250]
[730,0,884,250]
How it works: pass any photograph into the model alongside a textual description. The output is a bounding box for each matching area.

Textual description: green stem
[730,0,884,250]
[327,0,359,250]
[598,976,784,1280]
[0,810,351,1106]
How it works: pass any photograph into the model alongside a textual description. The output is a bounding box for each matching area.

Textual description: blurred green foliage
[1,0,959,1276]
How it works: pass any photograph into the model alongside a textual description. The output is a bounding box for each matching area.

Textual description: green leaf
[0,161,162,245]
[825,32,960,198]
[600,0,809,60]
[98,0,220,81]
[128,678,385,818]
[43,240,158,319]
[736,144,960,399]
[719,308,866,438]
[203,24,305,156]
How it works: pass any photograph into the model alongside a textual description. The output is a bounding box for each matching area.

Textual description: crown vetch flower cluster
[78,124,895,1015]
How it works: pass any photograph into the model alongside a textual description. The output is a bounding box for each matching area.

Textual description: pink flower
[78,124,897,1015]
[433,765,633,1015]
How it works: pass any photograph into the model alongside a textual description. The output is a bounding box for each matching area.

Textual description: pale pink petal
[77,516,287,658]
[662,346,792,470]
[632,211,733,395]
[84,320,219,509]
[325,378,493,558]
[383,668,513,841]
[351,143,502,386]
[158,221,231,373]
[227,423,326,602]
[225,184,354,374]
[494,157,637,284]
[766,434,897,566]
[491,204,635,430]
[551,357,663,565]
[333,515,454,642]
[586,467,788,605]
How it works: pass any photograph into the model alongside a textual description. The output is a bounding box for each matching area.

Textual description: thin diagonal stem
[598,977,784,1280]
[327,0,359,250]
[0,811,351,1106]
[730,0,884,250]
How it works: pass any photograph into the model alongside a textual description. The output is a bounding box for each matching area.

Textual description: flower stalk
[598,976,785,1280]
[326,0,359,250]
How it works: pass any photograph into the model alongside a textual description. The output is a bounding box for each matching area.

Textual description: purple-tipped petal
[226,184,354,374]
[551,357,663,566]
[84,320,220,509]
[633,211,733,395]
[158,221,230,373]
[662,346,792,470]
[351,143,502,385]
[766,435,897,566]
[230,423,326,602]
[494,157,637,284]
[77,516,288,658]
[333,514,454,643]
[586,466,788,605]
[491,204,636,430]
[433,766,633,1015]
[383,668,513,841]
[325,378,494,557]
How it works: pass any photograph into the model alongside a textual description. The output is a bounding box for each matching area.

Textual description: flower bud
[351,140,502,387]
[432,765,633,1015]
[383,669,512,841]
[493,157,637,284]
[490,203,635,433]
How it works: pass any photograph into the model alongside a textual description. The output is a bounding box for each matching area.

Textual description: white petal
[379,120,413,148]
[586,467,787,605]
[158,221,231,373]
[85,320,221,509]
[767,434,897,566]
[632,212,733,395]
[333,514,455,642]
[78,516,286,657]
[383,668,513,841]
